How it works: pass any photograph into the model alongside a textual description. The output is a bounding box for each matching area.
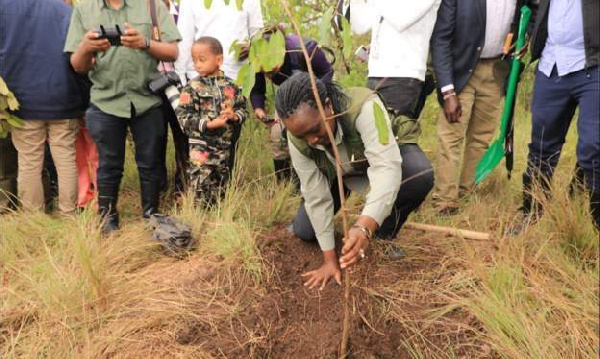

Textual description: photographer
[65,0,181,234]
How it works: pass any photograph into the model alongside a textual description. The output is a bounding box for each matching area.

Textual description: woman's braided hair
[275,72,348,120]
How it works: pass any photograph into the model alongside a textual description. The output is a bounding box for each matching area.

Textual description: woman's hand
[339,226,370,269]
[302,250,342,290]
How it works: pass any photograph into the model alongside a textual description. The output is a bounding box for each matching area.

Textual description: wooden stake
[404,222,492,241]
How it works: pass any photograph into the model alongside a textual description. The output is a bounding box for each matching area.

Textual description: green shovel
[475,5,532,184]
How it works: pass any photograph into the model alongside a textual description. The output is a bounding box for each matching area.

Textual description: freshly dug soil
[177,227,489,358]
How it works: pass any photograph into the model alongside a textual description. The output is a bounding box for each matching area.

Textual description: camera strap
[147,0,176,72]
[148,0,161,42]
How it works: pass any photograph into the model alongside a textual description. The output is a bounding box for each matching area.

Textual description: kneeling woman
[275,72,434,290]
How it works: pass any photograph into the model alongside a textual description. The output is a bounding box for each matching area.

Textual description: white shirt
[482,0,517,58]
[349,0,441,80]
[441,0,516,93]
[175,0,264,84]
[538,0,586,77]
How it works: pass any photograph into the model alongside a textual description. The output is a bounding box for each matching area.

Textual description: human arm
[174,0,196,85]
[339,96,403,268]
[120,23,178,62]
[247,0,265,37]
[431,0,457,93]
[175,87,226,134]
[226,84,248,124]
[64,7,110,73]
[306,40,334,84]
[371,0,440,33]
[289,141,341,289]
[430,0,461,122]
[250,72,267,118]
[349,0,377,35]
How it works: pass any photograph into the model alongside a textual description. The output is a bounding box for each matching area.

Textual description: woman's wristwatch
[351,224,373,241]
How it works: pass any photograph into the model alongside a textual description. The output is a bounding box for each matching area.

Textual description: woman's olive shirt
[289,96,403,251]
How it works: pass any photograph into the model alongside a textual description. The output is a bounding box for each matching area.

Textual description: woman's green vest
[288,87,420,183]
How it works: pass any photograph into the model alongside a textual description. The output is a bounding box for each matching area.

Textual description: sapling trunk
[281,3,352,358]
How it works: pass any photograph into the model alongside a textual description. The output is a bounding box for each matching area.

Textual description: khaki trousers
[11,119,78,214]
[433,59,506,205]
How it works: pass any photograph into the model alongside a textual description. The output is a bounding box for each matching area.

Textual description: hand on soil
[301,260,342,290]
[340,227,370,269]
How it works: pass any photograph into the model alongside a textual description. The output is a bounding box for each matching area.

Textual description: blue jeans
[523,66,599,226]
[86,104,165,217]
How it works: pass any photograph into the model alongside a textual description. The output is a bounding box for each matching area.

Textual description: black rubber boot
[98,189,119,235]
[140,177,160,219]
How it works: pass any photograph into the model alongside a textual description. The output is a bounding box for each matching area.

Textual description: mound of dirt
[176,227,490,358]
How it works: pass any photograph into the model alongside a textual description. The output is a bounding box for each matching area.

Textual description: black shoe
[101,214,119,236]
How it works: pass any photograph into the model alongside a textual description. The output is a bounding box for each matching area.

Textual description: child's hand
[220,106,236,122]
[206,116,229,130]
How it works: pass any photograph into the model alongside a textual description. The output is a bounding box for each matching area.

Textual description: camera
[148,71,182,109]
[93,25,123,46]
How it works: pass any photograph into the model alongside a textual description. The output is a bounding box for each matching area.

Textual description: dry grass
[1,67,598,358]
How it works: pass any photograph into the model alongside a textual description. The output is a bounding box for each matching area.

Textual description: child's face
[192,43,223,77]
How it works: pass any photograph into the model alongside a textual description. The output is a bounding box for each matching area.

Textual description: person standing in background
[348,0,441,120]
[0,0,85,215]
[175,0,263,174]
[65,0,181,234]
[517,0,599,231]
[430,0,526,215]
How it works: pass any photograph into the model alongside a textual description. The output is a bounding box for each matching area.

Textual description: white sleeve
[372,0,439,33]
[349,0,378,35]
[174,0,195,85]
[247,0,264,37]
[289,141,336,252]
[356,97,403,225]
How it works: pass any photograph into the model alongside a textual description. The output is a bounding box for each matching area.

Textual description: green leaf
[6,115,23,128]
[204,0,213,9]
[373,102,390,145]
[236,63,256,98]
[0,77,9,96]
[235,0,244,11]
[248,37,267,71]
[341,16,353,60]
[0,121,8,139]
[262,30,286,72]
[223,0,230,5]
[6,95,19,111]
[318,7,334,46]
[0,97,7,111]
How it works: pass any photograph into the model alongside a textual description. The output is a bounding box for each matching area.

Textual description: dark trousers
[86,104,165,217]
[292,144,434,242]
[367,77,427,119]
[158,98,189,193]
[523,66,599,227]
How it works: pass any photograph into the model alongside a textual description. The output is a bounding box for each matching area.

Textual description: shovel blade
[475,140,504,184]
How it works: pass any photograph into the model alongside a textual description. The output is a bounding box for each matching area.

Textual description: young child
[175,37,248,205]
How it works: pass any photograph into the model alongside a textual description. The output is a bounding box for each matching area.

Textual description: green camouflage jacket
[175,72,247,148]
